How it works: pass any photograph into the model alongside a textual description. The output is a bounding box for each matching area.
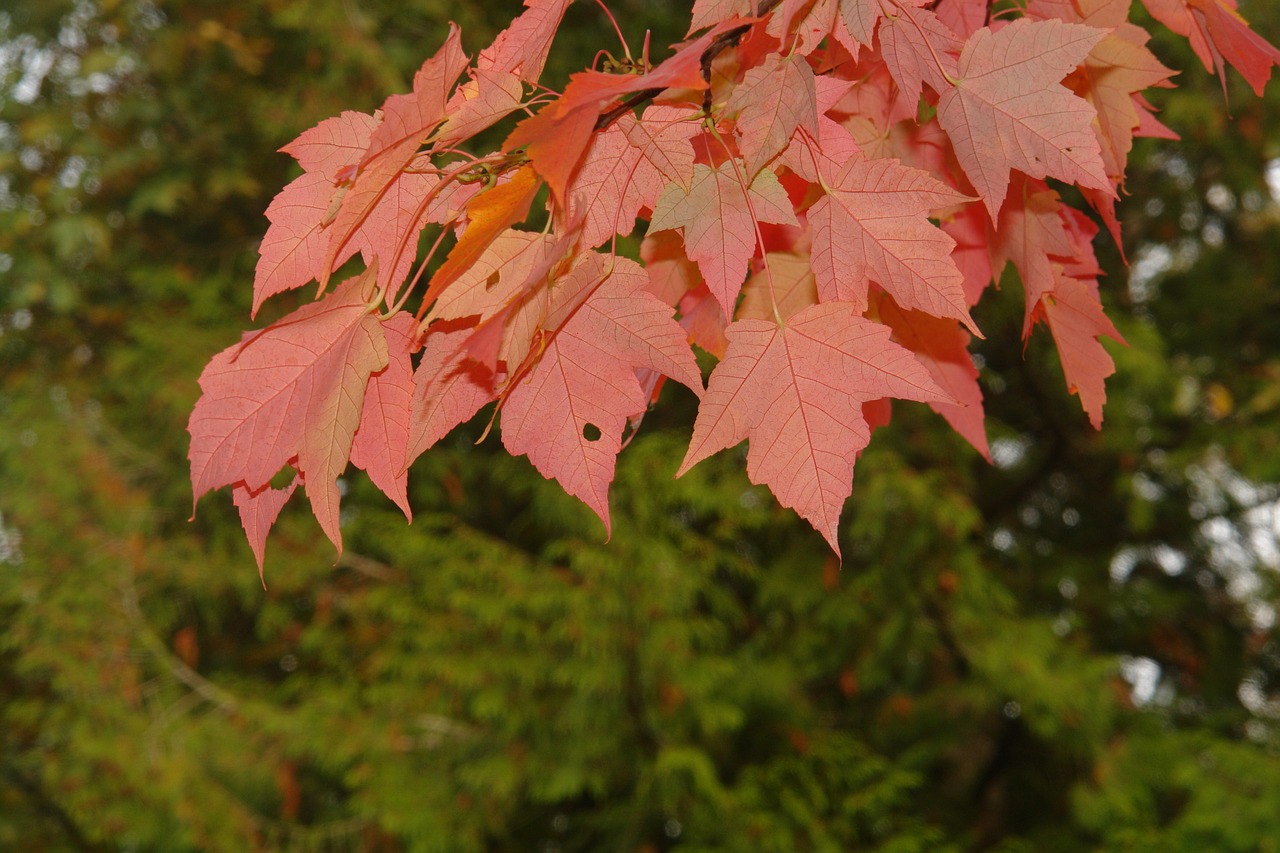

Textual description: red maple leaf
[725,52,819,176]
[935,0,989,38]
[1036,269,1126,428]
[505,19,742,204]
[679,303,948,553]
[1055,19,1177,187]
[769,0,839,54]
[320,28,470,291]
[839,0,928,47]
[422,166,543,307]
[937,18,1112,218]
[648,162,798,317]
[808,153,977,332]
[1142,0,1280,96]
[877,292,990,459]
[349,311,419,520]
[404,323,502,467]
[479,0,574,84]
[878,5,961,106]
[189,268,390,553]
[501,255,703,532]
[253,110,378,315]
[428,230,556,326]
[738,250,819,322]
[569,111,690,249]
[232,475,299,576]
[993,175,1080,337]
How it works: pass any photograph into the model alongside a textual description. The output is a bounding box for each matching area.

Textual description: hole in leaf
[269,466,297,489]
[582,423,601,442]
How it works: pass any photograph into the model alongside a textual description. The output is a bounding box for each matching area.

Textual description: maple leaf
[679,284,731,358]
[940,201,994,306]
[777,75,858,181]
[349,312,419,520]
[404,323,503,467]
[196,0,1280,566]
[434,0,575,146]
[479,0,574,83]
[992,175,1079,337]
[356,169,445,304]
[282,110,381,177]
[253,111,378,315]
[878,5,961,105]
[505,20,741,204]
[725,52,819,176]
[1056,22,1177,186]
[625,105,701,190]
[639,229,703,307]
[689,0,752,35]
[422,166,543,308]
[679,302,948,553]
[808,153,978,332]
[361,25,468,171]
[769,0,839,54]
[320,28,470,290]
[937,18,1112,219]
[189,268,389,554]
[570,117,654,248]
[1142,0,1280,96]
[500,255,703,533]
[876,293,989,459]
[935,0,989,38]
[1030,0,1131,28]
[435,68,526,147]
[738,250,819,322]
[828,55,916,157]
[255,171,360,316]
[648,162,798,318]
[428,229,556,325]
[1036,270,1126,429]
[232,476,300,577]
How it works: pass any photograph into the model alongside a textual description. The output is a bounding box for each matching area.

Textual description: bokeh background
[2,1,1280,850]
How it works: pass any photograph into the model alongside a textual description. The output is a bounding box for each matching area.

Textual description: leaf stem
[593,0,633,61]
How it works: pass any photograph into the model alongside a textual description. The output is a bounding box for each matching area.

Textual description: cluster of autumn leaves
[187,0,1279,566]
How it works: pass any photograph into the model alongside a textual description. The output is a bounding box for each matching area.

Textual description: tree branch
[594,0,785,131]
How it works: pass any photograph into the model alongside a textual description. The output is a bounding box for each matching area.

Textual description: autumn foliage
[187,0,1279,567]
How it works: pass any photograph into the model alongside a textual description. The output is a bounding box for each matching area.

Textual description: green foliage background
[2,1,1279,850]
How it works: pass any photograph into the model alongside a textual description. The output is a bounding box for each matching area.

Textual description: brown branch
[593,0,786,131]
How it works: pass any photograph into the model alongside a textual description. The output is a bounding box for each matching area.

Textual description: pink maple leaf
[648,162,798,318]
[1037,270,1126,428]
[808,153,977,332]
[725,52,819,177]
[188,269,389,553]
[349,311,419,519]
[937,18,1112,219]
[679,302,948,553]
[500,255,702,533]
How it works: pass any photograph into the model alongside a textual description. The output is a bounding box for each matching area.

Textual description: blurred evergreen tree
[2,1,1278,851]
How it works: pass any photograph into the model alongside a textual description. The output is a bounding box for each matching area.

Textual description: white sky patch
[1266,157,1280,204]
[0,511,21,565]
[991,436,1031,470]
[12,45,54,103]
[1128,244,1172,304]
[1121,656,1162,706]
